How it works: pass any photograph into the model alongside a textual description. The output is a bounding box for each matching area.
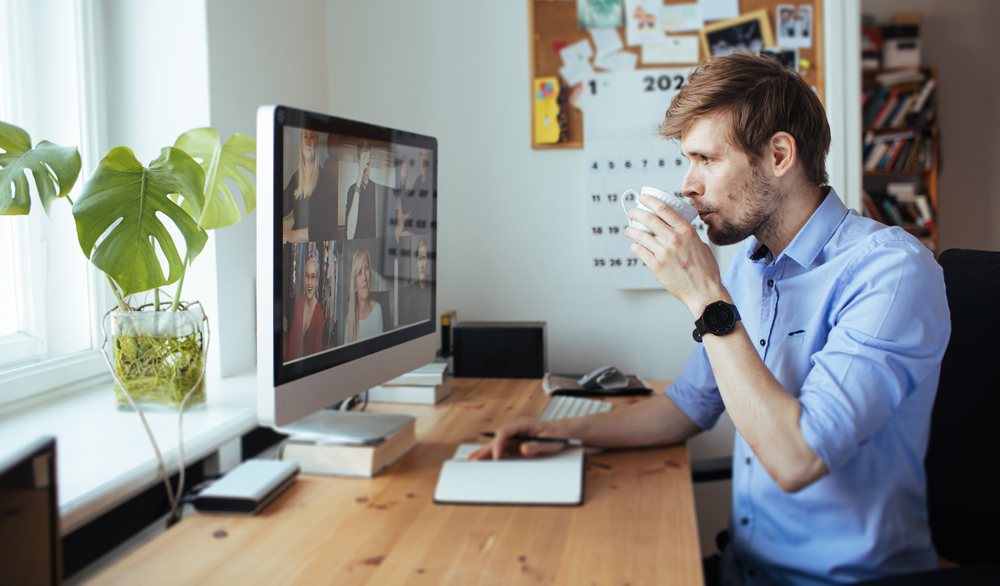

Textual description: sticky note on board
[643,36,700,64]
[534,77,562,144]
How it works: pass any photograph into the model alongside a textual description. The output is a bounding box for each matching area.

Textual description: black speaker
[452,322,547,379]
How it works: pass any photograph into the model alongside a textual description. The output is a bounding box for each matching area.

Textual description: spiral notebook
[433,444,584,506]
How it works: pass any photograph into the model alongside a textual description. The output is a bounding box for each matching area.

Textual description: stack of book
[862,129,934,173]
[862,185,934,233]
[862,70,936,130]
[367,361,451,405]
[279,411,417,477]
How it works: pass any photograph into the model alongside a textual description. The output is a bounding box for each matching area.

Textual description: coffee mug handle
[621,189,638,228]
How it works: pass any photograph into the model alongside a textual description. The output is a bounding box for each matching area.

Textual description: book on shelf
[862,75,935,129]
[864,191,934,231]
[368,378,452,405]
[279,411,417,477]
[381,361,449,387]
[862,130,932,172]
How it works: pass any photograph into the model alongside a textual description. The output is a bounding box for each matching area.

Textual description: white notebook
[434,444,584,506]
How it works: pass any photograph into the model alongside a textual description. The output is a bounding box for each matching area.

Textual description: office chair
[695,248,1000,584]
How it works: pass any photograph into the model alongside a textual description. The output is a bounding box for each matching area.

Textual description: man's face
[419,150,430,176]
[359,148,371,187]
[417,244,428,284]
[679,114,784,246]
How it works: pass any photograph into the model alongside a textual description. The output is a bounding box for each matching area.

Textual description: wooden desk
[90,379,703,585]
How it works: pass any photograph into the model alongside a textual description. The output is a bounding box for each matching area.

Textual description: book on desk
[278,411,417,478]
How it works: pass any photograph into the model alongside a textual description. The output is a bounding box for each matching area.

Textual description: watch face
[704,302,736,334]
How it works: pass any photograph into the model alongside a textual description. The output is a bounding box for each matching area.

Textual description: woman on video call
[346,247,383,343]
[286,252,324,361]
[282,129,338,243]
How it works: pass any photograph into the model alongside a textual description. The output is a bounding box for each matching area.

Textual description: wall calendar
[583,68,712,289]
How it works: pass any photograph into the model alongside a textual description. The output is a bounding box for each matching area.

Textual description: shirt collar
[746,186,849,267]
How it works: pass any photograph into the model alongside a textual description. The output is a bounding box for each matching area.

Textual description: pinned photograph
[700,9,775,58]
[763,47,798,71]
[577,0,623,29]
[624,0,664,46]
[776,4,813,49]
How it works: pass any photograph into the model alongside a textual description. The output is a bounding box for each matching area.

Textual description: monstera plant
[0,120,256,410]
[0,121,81,216]
[73,128,257,410]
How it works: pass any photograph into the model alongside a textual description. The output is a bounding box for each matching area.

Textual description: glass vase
[109,305,207,411]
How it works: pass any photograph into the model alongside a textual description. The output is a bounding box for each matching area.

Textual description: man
[473,53,950,585]
[399,237,432,325]
[345,140,377,239]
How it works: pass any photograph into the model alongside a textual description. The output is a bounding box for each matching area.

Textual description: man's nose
[680,165,703,199]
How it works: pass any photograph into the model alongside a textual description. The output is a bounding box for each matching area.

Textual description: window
[0,0,109,408]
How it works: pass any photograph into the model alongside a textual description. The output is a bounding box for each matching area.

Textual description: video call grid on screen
[270,108,437,386]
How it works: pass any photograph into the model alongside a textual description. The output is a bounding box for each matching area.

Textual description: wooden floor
[89,378,703,585]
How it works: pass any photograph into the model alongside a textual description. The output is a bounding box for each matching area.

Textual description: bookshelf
[860,66,938,252]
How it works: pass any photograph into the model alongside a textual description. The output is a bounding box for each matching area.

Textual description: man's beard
[704,163,785,247]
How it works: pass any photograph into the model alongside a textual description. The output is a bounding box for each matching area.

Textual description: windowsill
[0,369,258,535]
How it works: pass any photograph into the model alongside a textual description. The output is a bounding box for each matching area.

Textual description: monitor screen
[257,106,438,427]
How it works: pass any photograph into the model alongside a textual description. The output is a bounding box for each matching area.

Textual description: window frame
[0,0,113,411]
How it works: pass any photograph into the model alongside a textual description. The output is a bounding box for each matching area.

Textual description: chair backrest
[925,249,1000,564]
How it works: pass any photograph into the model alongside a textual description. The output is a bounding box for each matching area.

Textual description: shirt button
[767,279,774,287]
[745,457,751,465]
[759,339,766,347]
[740,516,749,526]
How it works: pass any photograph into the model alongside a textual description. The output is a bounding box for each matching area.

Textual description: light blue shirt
[666,188,951,585]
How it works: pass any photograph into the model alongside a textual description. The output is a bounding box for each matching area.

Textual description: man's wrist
[687,287,733,318]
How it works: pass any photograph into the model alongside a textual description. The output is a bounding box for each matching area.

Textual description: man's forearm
[702,322,827,492]
[556,395,701,449]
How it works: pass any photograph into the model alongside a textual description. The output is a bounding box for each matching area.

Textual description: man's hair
[357,139,371,159]
[659,53,831,186]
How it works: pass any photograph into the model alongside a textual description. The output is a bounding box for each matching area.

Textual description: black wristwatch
[692,301,741,343]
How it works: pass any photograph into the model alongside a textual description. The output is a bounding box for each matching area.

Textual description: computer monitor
[0,436,60,585]
[256,106,438,427]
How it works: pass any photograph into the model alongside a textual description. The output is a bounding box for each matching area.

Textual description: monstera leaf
[0,120,81,216]
[174,128,256,229]
[72,147,208,296]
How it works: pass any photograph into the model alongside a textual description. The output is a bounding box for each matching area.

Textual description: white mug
[621,186,698,234]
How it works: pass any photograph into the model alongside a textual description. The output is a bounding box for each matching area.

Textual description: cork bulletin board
[528,0,825,149]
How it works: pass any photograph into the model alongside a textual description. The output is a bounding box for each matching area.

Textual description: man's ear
[769,131,797,178]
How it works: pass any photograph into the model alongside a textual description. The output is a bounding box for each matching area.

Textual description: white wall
[862,0,1000,253]
[204,0,330,376]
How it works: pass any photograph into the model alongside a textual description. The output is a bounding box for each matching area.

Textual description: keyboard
[539,395,614,420]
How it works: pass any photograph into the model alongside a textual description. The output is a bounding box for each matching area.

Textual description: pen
[480,432,583,446]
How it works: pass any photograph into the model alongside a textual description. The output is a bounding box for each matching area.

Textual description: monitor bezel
[257,105,438,426]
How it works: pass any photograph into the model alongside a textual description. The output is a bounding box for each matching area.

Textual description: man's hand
[358,151,371,187]
[468,417,568,461]
[625,194,728,316]
[400,152,409,187]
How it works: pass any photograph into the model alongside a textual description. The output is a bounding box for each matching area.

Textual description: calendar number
[623,191,635,201]
[591,194,600,202]
[594,258,605,267]
[607,160,615,171]
[658,159,666,167]
[624,160,632,170]
[608,258,622,266]
[606,193,618,202]
[642,159,648,168]
[592,226,603,234]
[608,226,620,234]
[627,258,638,266]
[643,75,686,92]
